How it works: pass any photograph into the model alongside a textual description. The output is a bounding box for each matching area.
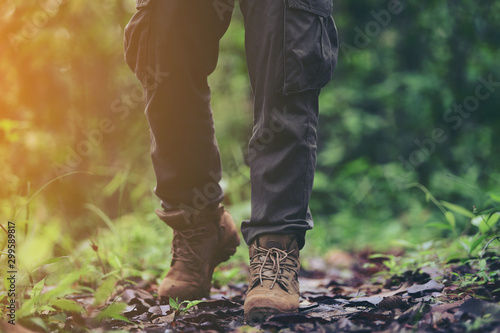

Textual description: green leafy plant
[169,297,204,315]
[95,301,132,324]
[16,275,84,319]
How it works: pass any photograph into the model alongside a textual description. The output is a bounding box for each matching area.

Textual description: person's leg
[124,0,233,213]
[239,0,338,320]
[124,0,239,301]
[240,0,338,250]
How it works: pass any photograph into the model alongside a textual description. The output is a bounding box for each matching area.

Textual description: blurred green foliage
[0,0,499,272]
[0,2,499,328]
[312,0,500,249]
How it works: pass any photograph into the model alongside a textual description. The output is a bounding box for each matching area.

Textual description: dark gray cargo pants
[124,0,338,249]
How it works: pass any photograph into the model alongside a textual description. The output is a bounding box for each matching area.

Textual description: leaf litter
[5,251,500,332]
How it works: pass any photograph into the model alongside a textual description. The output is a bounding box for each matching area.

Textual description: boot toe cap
[158,279,207,302]
[244,290,299,320]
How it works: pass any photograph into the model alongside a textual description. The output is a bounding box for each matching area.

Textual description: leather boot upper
[156,205,239,301]
[244,234,300,319]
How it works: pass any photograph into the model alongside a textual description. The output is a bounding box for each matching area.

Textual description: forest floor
[5,250,499,333]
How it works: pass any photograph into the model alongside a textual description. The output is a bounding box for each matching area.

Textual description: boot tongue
[256,234,300,259]
[265,240,285,250]
[259,234,296,250]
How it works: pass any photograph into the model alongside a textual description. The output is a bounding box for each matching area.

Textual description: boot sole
[244,307,297,323]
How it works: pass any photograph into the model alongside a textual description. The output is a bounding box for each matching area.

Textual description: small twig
[480,236,500,258]
[26,181,30,236]
[479,212,498,235]
[91,240,107,275]
[26,181,30,220]
[0,223,8,235]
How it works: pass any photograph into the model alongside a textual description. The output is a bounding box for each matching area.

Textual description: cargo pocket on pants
[277,0,338,96]
[124,0,154,85]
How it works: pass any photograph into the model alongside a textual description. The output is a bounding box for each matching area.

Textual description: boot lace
[171,227,210,264]
[250,245,297,291]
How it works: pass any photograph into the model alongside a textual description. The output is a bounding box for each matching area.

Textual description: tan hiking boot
[156,205,240,302]
[243,234,300,322]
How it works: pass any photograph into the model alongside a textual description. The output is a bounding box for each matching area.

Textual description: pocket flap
[136,0,151,9]
[287,0,333,17]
